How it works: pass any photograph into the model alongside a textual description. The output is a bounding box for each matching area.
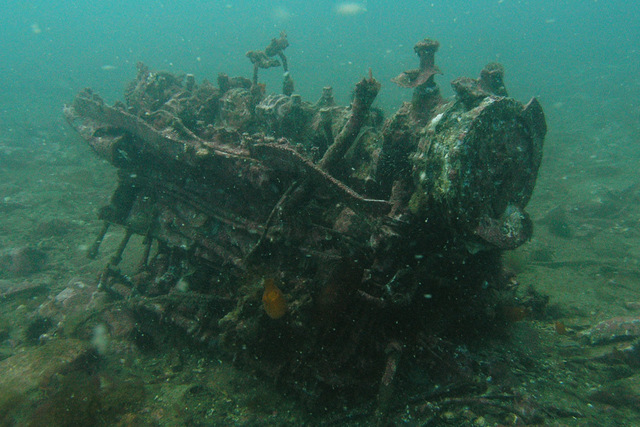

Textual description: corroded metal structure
[65,37,546,408]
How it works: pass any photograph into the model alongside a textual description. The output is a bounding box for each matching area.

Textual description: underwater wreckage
[64,35,546,410]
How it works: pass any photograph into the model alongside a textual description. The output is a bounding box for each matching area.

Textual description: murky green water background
[1,1,640,425]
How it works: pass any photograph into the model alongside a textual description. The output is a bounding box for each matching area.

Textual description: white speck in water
[92,324,109,355]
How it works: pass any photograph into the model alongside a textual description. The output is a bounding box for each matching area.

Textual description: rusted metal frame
[66,91,252,164]
[244,180,299,263]
[147,177,266,235]
[252,142,391,215]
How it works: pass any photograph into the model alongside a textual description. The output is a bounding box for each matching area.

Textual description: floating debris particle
[335,2,367,16]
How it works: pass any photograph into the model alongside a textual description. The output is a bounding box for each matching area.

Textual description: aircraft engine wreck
[65,36,546,412]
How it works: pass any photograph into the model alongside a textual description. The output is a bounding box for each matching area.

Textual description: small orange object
[262,278,287,319]
[554,320,567,335]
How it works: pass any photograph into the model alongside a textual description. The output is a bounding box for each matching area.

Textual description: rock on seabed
[581,316,640,345]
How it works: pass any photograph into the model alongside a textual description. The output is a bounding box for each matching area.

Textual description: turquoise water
[3,0,638,126]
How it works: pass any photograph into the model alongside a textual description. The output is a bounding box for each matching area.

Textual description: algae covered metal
[64,36,546,406]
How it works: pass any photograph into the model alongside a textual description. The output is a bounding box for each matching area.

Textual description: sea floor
[2,117,640,426]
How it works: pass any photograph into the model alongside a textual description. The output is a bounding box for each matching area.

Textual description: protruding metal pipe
[87,222,109,259]
[110,229,133,266]
[137,236,153,272]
